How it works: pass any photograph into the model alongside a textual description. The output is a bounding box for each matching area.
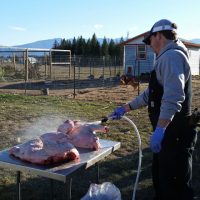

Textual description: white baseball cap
[143,19,177,45]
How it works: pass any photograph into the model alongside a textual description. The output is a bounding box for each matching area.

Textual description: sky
[0,0,200,46]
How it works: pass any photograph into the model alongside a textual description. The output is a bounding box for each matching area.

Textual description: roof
[121,32,200,48]
[120,32,148,45]
[182,40,200,48]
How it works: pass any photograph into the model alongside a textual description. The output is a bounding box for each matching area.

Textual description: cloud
[94,24,103,29]
[128,26,138,32]
[9,26,26,31]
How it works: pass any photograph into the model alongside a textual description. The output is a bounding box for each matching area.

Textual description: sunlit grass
[0,93,199,200]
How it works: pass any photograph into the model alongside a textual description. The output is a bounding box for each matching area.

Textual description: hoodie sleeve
[129,87,149,109]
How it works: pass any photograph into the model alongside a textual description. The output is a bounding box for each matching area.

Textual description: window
[137,45,146,60]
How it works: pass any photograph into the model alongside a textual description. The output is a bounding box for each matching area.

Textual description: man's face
[150,32,160,55]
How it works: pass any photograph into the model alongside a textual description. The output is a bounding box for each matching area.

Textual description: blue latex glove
[150,127,166,153]
[109,106,126,120]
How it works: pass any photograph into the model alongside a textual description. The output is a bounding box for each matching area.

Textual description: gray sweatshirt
[129,39,191,121]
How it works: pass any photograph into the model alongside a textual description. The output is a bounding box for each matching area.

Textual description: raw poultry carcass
[9,132,80,165]
[9,120,108,165]
[57,120,109,150]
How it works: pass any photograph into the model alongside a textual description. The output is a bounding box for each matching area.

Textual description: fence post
[44,53,47,77]
[89,57,92,76]
[49,50,52,79]
[25,49,29,94]
[69,50,71,78]
[73,55,76,99]
[108,56,111,78]
[137,60,140,96]
[13,53,16,71]
[102,56,105,87]
[114,56,117,76]
[103,56,105,78]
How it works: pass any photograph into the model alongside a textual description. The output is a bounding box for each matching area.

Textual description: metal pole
[13,53,16,71]
[89,57,92,76]
[69,50,71,78]
[96,163,100,184]
[103,56,105,78]
[73,55,76,99]
[23,52,25,66]
[25,49,29,94]
[49,49,52,79]
[17,171,21,200]
[50,179,54,200]
[65,178,72,200]
[138,60,140,96]
[45,53,47,77]
[114,56,117,76]
[78,57,80,80]
[102,56,105,87]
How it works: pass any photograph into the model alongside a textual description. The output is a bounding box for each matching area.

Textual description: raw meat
[9,132,80,165]
[57,120,108,150]
[9,120,108,165]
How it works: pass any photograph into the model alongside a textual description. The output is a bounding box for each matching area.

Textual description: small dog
[120,75,139,90]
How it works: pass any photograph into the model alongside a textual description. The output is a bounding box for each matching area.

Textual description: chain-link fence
[0,48,71,80]
[192,75,200,109]
[0,48,199,109]
[0,49,124,96]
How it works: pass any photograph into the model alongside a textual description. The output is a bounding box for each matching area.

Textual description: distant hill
[16,38,62,49]
[0,37,123,57]
[9,37,200,50]
[191,39,200,44]
[15,37,122,49]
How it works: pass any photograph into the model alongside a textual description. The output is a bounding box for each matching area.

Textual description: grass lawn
[0,93,199,200]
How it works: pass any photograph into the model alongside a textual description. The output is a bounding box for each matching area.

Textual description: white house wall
[124,45,154,76]
[124,35,200,76]
[127,37,145,45]
[188,48,200,75]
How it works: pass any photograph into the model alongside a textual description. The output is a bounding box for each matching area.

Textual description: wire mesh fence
[0,49,199,109]
[192,75,200,109]
[0,52,124,96]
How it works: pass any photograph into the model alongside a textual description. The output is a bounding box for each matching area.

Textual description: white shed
[121,32,200,76]
[28,57,38,64]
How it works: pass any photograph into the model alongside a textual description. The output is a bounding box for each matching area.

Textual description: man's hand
[109,106,126,120]
[150,127,165,153]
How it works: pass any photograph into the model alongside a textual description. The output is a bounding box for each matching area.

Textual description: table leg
[65,178,72,200]
[17,171,21,200]
[96,163,100,184]
[50,179,54,200]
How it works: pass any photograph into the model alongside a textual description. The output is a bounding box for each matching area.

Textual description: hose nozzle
[101,117,109,123]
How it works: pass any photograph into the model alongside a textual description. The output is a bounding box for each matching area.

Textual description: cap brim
[143,34,151,45]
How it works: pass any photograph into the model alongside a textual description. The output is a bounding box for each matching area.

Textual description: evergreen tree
[115,37,124,59]
[71,37,77,55]
[53,34,124,59]
[90,33,100,56]
[84,39,91,56]
[60,39,67,49]
[65,39,72,50]
[101,37,109,56]
[52,40,59,49]
[76,36,86,55]
[108,39,115,56]
[94,41,101,56]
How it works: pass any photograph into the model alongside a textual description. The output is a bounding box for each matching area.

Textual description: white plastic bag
[81,182,121,200]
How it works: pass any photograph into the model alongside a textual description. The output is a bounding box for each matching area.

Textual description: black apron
[148,70,197,200]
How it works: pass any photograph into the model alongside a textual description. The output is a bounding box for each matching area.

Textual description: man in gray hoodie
[110,19,197,200]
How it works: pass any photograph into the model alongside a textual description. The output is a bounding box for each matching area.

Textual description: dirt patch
[0,77,199,107]
[0,83,148,104]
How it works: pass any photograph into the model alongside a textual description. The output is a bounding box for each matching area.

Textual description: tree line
[53,33,124,59]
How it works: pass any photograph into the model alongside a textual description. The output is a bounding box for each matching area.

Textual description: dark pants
[152,118,197,200]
